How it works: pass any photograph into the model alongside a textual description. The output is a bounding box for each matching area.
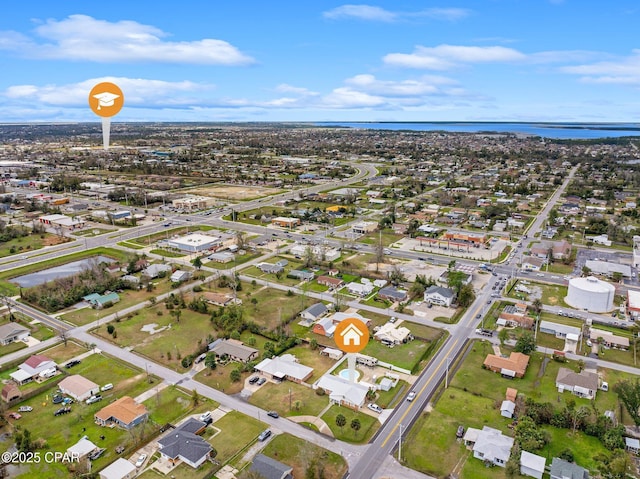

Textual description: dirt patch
[185,185,284,201]
[43,235,69,246]
[547,296,559,305]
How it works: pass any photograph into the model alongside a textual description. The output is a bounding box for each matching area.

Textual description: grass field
[321,404,380,444]
[0,232,66,258]
[142,385,217,426]
[362,337,432,372]
[259,433,348,479]
[249,381,329,417]
[209,410,266,464]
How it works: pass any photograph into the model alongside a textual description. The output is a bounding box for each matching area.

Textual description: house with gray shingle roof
[250,454,293,479]
[157,419,211,469]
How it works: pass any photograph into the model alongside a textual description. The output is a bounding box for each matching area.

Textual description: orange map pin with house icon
[334,317,369,353]
[89,82,124,150]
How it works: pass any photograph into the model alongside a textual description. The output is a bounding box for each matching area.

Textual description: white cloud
[384,44,526,70]
[323,4,470,22]
[4,77,213,108]
[561,50,640,85]
[0,15,254,65]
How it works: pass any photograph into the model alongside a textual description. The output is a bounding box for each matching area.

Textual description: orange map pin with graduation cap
[89,82,124,150]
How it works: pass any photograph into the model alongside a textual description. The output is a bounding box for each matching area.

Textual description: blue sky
[0,1,639,122]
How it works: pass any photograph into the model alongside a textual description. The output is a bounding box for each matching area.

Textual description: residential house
[99,458,137,479]
[377,287,408,303]
[287,270,315,281]
[94,396,149,429]
[317,275,344,290]
[627,290,640,319]
[315,374,369,410]
[83,292,120,309]
[142,263,172,279]
[374,323,412,345]
[328,312,371,327]
[423,285,455,307]
[67,437,98,461]
[158,418,212,469]
[590,329,630,350]
[58,374,100,401]
[207,251,235,263]
[300,303,328,322]
[313,317,336,337]
[498,303,534,329]
[257,262,284,274]
[556,368,599,399]
[209,339,259,363]
[320,347,344,360]
[255,354,314,383]
[549,457,589,479]
[471,426,514,467]
[520,451,546,479]
[346,282,374,297]
[10,354,57,385]
[530,240,572,260]
[625,437,640,454]
[250,454,293,479]
[201,292,234,307]
[483,352,530,378]
[539,321,581,339]
[0,323,30,346]
[170,270,192,283]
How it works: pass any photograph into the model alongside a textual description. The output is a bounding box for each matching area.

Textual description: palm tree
[335,414,346,433]
[350,418,361,437]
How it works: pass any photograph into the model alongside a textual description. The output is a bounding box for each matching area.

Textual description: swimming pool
[338,369,360,381]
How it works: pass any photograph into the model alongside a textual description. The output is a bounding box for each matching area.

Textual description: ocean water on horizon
[314,122,640,140]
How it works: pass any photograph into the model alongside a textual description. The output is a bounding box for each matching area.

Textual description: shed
[501,400,516,418]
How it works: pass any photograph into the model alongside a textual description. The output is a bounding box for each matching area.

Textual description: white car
[101,383,113,392]
[135,454,147,468]
[367,403,383,413]
[406,391,416,402]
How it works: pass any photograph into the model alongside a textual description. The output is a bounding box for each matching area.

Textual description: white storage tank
[565,276,615,313]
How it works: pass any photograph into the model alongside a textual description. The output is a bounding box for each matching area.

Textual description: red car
[8,412,22,420]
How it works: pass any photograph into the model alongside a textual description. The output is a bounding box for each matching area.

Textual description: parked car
[199,411,212,423]
[52,395,64,404]
[406,391,416,402]
[258,429,272,442]
[101,383,113,392]
[267,411,279,418]
[456,425,465,438]
[8,412,21,420]
[54,406,71,416]
[86,395,102,405]
[62,398,74,405]
[135,454,147,467]
[115,446,125,454]
[18,406,33,412]
[367,403,383,414]
[88,448,105,461]
[257,378,266,386]
[248,376,259,385]
[65,359,81,369]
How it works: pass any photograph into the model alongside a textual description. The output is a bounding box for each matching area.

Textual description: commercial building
[271,217,300,229]
[167,233,221,252]
[172,195,215,211]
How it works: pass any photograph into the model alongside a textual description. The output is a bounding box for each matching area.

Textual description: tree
[531,298,543,315]
[204,353,217,370]
[515,416,548,451]
[303,246,315,268]
[335,414,346,432]
[388,265,407,286]
[192,256,202,270]
[457,284,475,308]
[235,231,247,250]
[498,328,509,346]
[230,368,241,382]
[350,418,361,437]
[613,379,640,429]
[191,390,201,407]
[515,331,536,355]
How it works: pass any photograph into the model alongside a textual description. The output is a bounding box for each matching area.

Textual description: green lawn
[249,381,329,417]
[284,344,338,382]
[0,232,62,258]
[362,337,432,372]
[143,385,216,426]
[209,410,266,464]
[260,433,348,479]
[321,404,380,444]
[92,304,214,370]
[195,362,251,395]
[0,340,27,357]
[149,248,186,257]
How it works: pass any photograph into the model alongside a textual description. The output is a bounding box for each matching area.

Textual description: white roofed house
[315,374,369,410]
[58,374,100,401]
[471,426,514,467]
[67,437,98,461]
[346,282,374,297]
[520,451,546,479]
[254,354,314,384]
[9,354,57,385]
[628,290,640,319]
